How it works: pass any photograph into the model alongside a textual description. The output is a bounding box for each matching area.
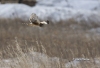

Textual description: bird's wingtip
[46,20,49,24]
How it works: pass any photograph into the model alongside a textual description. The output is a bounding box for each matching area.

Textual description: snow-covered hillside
[0,0,100,22]
[36,0,100,10]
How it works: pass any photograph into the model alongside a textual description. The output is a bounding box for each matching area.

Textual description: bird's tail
[39,20,49,27]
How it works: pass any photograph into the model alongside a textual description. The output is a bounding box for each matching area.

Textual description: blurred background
[0,0,100,68]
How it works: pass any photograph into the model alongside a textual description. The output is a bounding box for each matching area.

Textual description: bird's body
[28,13,49,27]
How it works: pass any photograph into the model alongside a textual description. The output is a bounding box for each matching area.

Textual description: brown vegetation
[0,18,100,68]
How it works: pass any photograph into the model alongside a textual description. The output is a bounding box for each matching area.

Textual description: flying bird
[28,13,49,27]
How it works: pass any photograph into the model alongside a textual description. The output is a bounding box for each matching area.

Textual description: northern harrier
[28,13,49,27]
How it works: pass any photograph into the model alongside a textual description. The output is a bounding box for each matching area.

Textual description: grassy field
[0,18,100,68]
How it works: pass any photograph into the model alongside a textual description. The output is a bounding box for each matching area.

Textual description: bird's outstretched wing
[29,13,40,24]
[25,13,50,27]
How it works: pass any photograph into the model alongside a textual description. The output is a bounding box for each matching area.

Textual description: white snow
[36,0,100,10]
[90,28,100,33]
[0,52,100,68]
[65,57,100,68]
[0,0,99,22]
[0,52,61,68]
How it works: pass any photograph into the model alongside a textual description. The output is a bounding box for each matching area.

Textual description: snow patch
[65,58,100,68]
[0,4,100,23]
[90,28,100,33]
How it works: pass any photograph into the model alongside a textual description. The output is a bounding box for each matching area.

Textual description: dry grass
[0,18,100,68]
